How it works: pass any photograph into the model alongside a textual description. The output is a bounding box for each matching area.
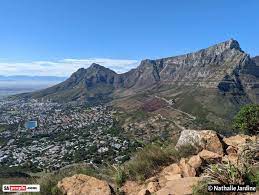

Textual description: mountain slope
[16,39,259,130]
[21,63,117,102]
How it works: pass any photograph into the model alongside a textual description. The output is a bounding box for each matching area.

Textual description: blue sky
[0,0,258,76]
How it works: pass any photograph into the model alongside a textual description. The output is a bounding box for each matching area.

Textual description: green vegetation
[193,117,232,135]
[107,165,126,189]
[105,141,197,184]
[124,144,174,181]
[131,109,148,121]
[192,180,211,195]
[115,108,149,125]
[192,162,259,194]
[105,121,123,136]
[0,166,32,178]
[0,124,7,132]
[233,104,259,135]
[205,161,255,185]
[119,143,179,181]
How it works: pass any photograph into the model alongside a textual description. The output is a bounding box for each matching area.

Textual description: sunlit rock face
[23,39,259,103]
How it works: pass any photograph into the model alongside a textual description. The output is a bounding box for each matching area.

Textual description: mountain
[22,39,258,101]
[18,39,259,129]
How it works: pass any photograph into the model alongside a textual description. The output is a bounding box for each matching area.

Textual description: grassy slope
[113,84,251,134]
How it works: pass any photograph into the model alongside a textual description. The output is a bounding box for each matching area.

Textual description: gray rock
[22,39,259,103]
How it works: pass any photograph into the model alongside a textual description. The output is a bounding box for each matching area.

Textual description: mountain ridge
[18,39,259,104]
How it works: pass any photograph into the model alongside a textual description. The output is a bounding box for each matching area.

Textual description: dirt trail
[154,95,196,120]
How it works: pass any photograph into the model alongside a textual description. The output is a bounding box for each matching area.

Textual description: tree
[233,104,259,135]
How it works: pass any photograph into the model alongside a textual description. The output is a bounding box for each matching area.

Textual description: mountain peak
[213,39,242,52]
[89,63,105,69]
[224,39,241,50]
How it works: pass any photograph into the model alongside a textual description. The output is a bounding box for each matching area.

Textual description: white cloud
[0,58,139,77]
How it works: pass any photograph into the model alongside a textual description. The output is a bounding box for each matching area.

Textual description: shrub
[249,170,259,188]
[204,161,256,185]
[114,167,126,188]
[124,143,177,181]
[193,160,258,194]
[233,104,259,135]
[104,165,126,188]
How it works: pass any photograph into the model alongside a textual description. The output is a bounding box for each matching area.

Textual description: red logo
[10,185,26,191]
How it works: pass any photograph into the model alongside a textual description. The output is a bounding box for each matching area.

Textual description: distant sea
[0,78,66,99]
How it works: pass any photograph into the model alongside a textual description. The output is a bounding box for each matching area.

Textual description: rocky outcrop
[176,130,224,155]
[56,131,258,195]
[57,174,112,195]
[198,149,222,162]
[223,134,256,148]
[132,131,258,195]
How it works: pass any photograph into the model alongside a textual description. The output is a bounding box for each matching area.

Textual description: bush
[233,104,259,135]
[114,167,126,188]
[124,143,177,181]
[193,161,258,194]
[204,161,256,185]
[106,165,127,190]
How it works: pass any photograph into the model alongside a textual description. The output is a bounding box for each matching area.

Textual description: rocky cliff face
[23,39,259,103]
[132,39,249,91]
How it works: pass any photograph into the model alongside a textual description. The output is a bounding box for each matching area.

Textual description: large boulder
[199,130,224,155]
[57,174,112,195]
[176,130,224,155]
[176,130,201,150]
